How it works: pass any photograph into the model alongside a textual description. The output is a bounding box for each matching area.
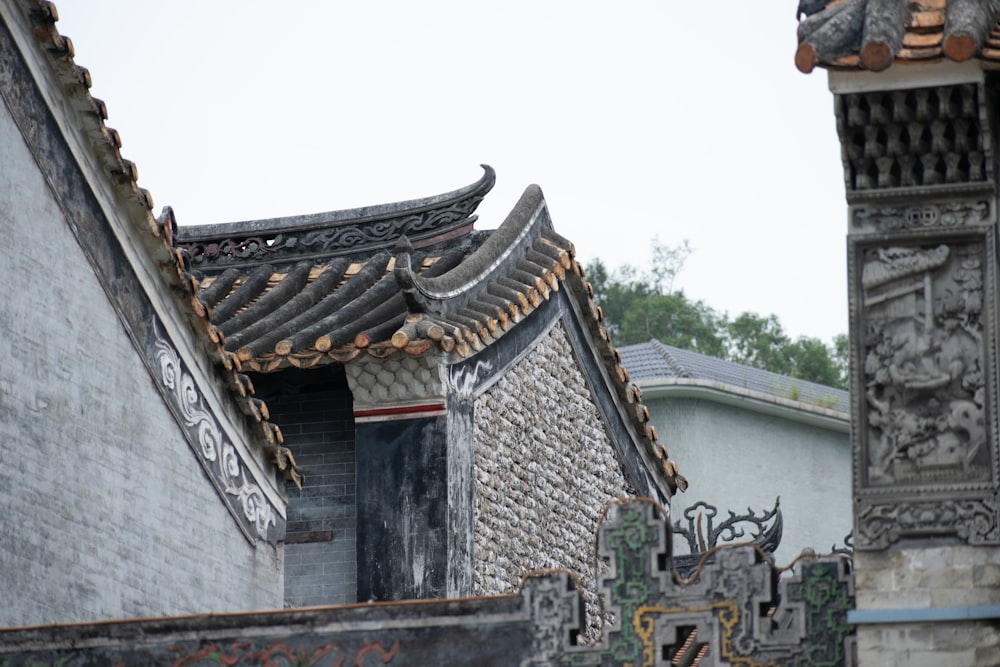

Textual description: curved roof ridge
[394,184,548,315]
[177,165,495,272]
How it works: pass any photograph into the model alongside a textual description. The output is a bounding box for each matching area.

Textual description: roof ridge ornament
[178,165,495,273]
[392,184,550,316]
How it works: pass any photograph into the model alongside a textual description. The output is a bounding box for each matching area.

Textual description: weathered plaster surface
[472,321,634,636]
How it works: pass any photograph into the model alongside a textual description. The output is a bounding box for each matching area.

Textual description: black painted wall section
[356,416,449,601]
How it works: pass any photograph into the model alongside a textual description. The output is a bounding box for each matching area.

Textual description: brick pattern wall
[855,546,1000,666]
[472,322,634,637]
[0,103,281,626]
[264,387,357,607]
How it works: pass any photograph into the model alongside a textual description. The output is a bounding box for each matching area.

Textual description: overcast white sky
[56,2,849,343]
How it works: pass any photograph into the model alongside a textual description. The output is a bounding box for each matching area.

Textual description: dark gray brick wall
[0,100,282,626]
[260,376,357,607]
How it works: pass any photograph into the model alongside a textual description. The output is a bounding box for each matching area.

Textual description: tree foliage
[587,240,848,390]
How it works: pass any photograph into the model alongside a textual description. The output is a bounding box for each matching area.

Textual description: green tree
[618,291,727,357]
[726,312,792,374]
[832,333,850,389]
[586,241,848,390]
[786,336,844,388]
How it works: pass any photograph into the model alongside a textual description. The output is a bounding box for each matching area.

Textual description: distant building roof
[796,1,1000,74]
[620,339,850,417]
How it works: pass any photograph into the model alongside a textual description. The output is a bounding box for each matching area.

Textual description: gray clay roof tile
[619,339,849,414]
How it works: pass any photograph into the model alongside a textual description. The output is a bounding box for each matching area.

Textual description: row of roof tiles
[797,0,1000,73]
[620,340,849,415]
[186,178,688,495]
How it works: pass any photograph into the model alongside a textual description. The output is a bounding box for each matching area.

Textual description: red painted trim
[354,403,446,419]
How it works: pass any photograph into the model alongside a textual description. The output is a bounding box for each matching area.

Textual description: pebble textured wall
[473,321,635,637]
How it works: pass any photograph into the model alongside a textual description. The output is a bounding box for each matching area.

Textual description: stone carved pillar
[837,74,1000,548]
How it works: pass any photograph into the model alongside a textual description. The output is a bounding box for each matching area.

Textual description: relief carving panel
[853,236,1000,549]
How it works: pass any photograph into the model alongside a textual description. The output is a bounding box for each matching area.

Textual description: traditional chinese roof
[796,0,1000,74]
[620,339,850,418]
[182,173,687,494]
[14,0,296,483]
[184,172,572,370]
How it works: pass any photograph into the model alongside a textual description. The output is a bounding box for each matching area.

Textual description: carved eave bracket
[344,351,450,420]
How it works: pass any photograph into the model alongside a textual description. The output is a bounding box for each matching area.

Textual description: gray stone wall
[0,101,281,626]
[644,396,851,564]
[855,546,1000,666]
[472,321,634,635]
[264,387,357,607]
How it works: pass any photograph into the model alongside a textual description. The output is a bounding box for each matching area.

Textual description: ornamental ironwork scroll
[671,499,783,580]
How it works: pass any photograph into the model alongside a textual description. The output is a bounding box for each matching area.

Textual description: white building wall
[646,396,851,565]
[0,96,282,626]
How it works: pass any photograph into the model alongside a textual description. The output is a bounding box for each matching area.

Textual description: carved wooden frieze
[851,234,1000,549]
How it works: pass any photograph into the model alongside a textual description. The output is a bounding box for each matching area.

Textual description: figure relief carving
[860,242,990,486]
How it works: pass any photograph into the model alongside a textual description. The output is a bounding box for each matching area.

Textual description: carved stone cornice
[856,496,999,550]
[835,82,994,202]
[851,198,993,234]
[177,166,495,273]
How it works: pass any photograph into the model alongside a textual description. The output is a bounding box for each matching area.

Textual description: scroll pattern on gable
[155,336,282,544]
